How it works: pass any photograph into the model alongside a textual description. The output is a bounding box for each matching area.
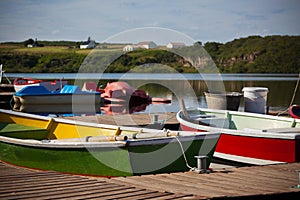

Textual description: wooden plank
[164,172,261,195]
[119,192,178,200]
[213,170,294,191]
[0,179,106,195]
[66,112,179,127]
[3,184,132,200]
[152,173,258,196]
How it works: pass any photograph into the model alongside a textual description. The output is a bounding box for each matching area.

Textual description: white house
[166,42,186,49]
[123,41,157,52]
[80,37,96,49]
[137,41,157,49]
[123,44,140,52]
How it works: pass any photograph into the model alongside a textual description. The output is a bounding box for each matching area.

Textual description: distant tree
[23,38,34,47]
[193,41,202,47]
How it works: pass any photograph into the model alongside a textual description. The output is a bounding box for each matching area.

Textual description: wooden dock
[1,161,299,199]
[65,112,180,130]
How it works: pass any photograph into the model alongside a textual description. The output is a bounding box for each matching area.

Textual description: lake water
[6,73,300,115]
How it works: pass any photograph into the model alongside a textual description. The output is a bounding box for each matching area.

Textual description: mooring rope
[289,73,300,108]
[174,136,195,170]
[277,73,300,116]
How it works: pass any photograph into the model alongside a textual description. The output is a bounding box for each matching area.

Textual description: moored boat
[0,109,220,177]
[14,77,68,92]
[13,85,102,113]
[100,81,171,105]
[101,81,151,104]
[177,102,300,165]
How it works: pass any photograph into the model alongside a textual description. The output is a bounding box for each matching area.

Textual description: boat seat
[82,82,98,91]
[199,117,230,128]
[262,128,300,133]
[60,85,81,94]
[0,122,48,140]
[191,114,216,120]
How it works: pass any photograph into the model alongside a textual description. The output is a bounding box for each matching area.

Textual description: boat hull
[0,134,218,177]
[0,109,219,177]
[13,94,101,105]
[177,109,300,165]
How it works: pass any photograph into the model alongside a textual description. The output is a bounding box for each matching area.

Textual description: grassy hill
[1,35,299,73]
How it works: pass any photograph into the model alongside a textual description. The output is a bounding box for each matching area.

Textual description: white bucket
[242,87,269,114]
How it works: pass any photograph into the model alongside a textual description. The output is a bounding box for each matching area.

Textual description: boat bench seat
[262,128,300,133]
[0,122,48,140]
[199,117,230,128]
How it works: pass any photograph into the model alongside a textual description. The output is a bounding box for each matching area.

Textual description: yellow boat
[0,109,220,177]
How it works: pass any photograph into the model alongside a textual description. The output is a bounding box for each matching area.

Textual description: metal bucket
[204,91,242,111]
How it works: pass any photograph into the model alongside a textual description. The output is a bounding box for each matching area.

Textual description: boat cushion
[60,85,81,94]
[0,122,48,140]
[15,85,51,96]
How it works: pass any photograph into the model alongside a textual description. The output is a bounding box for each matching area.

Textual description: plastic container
[242,87,269,114]
[204,92,242,111]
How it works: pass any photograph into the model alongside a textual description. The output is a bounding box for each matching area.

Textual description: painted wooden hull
[177,108,300,165]
[0,109,220,177]
[13,94,101,105]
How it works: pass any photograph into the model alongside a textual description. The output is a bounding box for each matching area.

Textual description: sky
[0,0,299,44]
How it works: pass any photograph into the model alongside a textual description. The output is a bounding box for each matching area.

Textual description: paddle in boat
[177,100,300,165]
[0,109,220,177]
[14,77,68,92]
[12,85,102,113]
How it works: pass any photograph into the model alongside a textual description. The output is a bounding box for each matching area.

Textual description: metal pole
[194,155,210,173]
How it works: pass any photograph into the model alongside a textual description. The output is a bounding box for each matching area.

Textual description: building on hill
[137,41,157,49]
[166,42,186,49]
[123,44,140,52]
[27,38,39,48]
[80,37,96,49]
[123,41,157,52]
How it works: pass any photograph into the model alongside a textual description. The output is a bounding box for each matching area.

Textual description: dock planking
[105,163,300,199]
[64,112,180,130]
[0,161,300,199]
[0,161,193,199]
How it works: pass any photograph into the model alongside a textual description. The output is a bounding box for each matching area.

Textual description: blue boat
[12,85,102,113]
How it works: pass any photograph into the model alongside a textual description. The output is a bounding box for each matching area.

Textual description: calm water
[6,73,300,114]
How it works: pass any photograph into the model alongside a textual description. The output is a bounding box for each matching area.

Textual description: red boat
[101,82,151,104]
[177,100,300,165]
[289,105,300,119]
[83,81,171,106]
[14,77,67,92]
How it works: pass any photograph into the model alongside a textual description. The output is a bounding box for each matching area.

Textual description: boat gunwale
[0,109,220,149]
[0,133,220,149]
[0,109,219,137]
[0,135,127,148]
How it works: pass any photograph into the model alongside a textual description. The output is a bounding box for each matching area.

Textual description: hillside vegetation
[0,35,299,73]
[204,35,300,73]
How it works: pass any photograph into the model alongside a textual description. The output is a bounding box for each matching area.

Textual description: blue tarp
[15,85,100,97]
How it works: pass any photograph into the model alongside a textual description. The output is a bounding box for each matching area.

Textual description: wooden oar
[52,135,128,143]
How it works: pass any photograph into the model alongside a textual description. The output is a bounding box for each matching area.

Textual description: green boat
[0,109,220,177]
